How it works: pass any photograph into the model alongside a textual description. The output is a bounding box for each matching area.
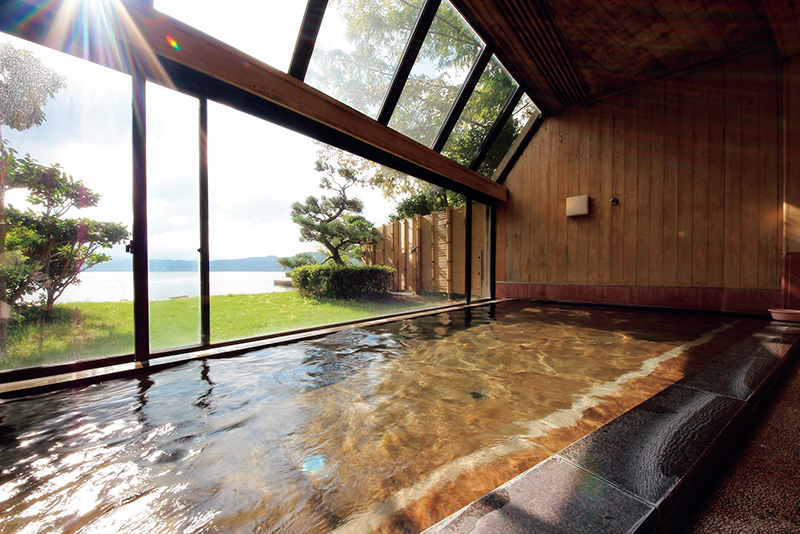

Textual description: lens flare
[165,35,180,51]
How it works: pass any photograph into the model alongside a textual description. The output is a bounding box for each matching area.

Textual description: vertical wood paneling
[691,71,710,288]
[519,145,532,282]
[724,57,743,288]
[757,51,779,289]
[635,88,651,286]
[740,51,760,287]
[577,115,591,283]
[507,148,520,281]
[538,120,550,279]
[611,100,626,284]
[785,56,800,253]
[707,63,726,287]
[495,203,507,281]
[677,72,695,287]
[623,94,639,285]
[599,102,614,283]
[547,121,560,281]
[521,141,539,282]
[452,208,465,293]
[556,118,569,282]
[567,114,581,282]
[663,78,680,285]
[501,47,782,292]
[588,101,603,284]
[649,82,666,286]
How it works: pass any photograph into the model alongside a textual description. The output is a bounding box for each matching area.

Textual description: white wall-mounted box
[566,194,589,217]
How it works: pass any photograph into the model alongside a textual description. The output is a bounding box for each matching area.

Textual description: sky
[1,0,398,262]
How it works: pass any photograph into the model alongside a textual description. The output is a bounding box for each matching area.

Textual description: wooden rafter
[760,0,800,58]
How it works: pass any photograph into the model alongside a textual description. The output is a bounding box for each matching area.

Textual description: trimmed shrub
[291,264,395,300]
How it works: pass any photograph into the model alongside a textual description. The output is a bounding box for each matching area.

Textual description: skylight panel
[478,94,541,179]
[387,0,484,148]
[305,0,422,119]
[153,0,305,73]
[441,55,517,166]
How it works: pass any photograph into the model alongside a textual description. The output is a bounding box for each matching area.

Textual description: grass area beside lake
[3,291,452,371]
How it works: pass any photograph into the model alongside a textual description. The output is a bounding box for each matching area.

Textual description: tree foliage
[0,42,66,134]
[0,42,65,348]
[277,252,319,270]
[389,184,466,221]
[290,153,382,266]
[4,146,129,312]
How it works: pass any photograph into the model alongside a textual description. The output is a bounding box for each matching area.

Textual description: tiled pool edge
[423,321,800,534]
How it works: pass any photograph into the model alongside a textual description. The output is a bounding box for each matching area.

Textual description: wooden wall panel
[662,78,680,286]
[691,70,710,288]
[452,209,466,293]
[784,55,800,254]
[723,57,743,288]
[503,47,782,291]
[648,81,665,286]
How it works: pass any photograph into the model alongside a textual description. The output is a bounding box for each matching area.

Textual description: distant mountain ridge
[88,254,324,272]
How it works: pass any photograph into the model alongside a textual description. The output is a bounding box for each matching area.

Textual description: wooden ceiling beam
[760,0,800,58]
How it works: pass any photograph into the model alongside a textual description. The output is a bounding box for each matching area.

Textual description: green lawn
[3,291,449,370]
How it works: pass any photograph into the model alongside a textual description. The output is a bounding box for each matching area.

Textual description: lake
[57,271,294,303]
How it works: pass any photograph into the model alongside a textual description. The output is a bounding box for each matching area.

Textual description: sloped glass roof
[387,0,484,147]
[146,0,541,184]
[305,0,422,119]
[441,55,517,166]
[478,94,541,179]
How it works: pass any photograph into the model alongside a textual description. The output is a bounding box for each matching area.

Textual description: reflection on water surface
[0,302,764,533]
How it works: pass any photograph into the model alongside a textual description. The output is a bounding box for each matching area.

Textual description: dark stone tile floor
[676,356,800,534]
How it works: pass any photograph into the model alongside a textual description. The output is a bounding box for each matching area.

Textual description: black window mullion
[469,86,524,171]
[131,66,150,362]
[377,0,441,125]
[465,198,472,303]
[431,46,492,153]
[199,98,210,347]
[496,112,544,184]
[288,0,329,81]
[490,203,496,300]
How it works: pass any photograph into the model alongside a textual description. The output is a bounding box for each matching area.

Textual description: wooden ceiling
[454,0,800,114]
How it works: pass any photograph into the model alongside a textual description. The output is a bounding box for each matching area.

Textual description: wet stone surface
[425,457,654,534]
[678,352,777,400]
[726,325,798,360]
[556,384,743,506]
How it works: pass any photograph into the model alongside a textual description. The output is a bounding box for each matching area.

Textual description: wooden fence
[365,205,490,297]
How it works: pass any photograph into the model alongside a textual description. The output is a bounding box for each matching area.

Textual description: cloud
[1,30,397,266]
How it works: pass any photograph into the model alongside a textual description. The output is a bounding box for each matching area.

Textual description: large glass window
[153,0,306,73]
[442,56,517,166]
[305,0,422,119]
[0,33,133,369]
[207,102,431,342]
[388,0,484,147]
[478,94,541,179]
[1,0,515,373]
[146,83,201,352]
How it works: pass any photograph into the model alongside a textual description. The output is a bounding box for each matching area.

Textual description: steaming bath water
[0,302,766,533]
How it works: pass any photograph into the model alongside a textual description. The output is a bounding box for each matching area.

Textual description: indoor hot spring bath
[0,301,768,533]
